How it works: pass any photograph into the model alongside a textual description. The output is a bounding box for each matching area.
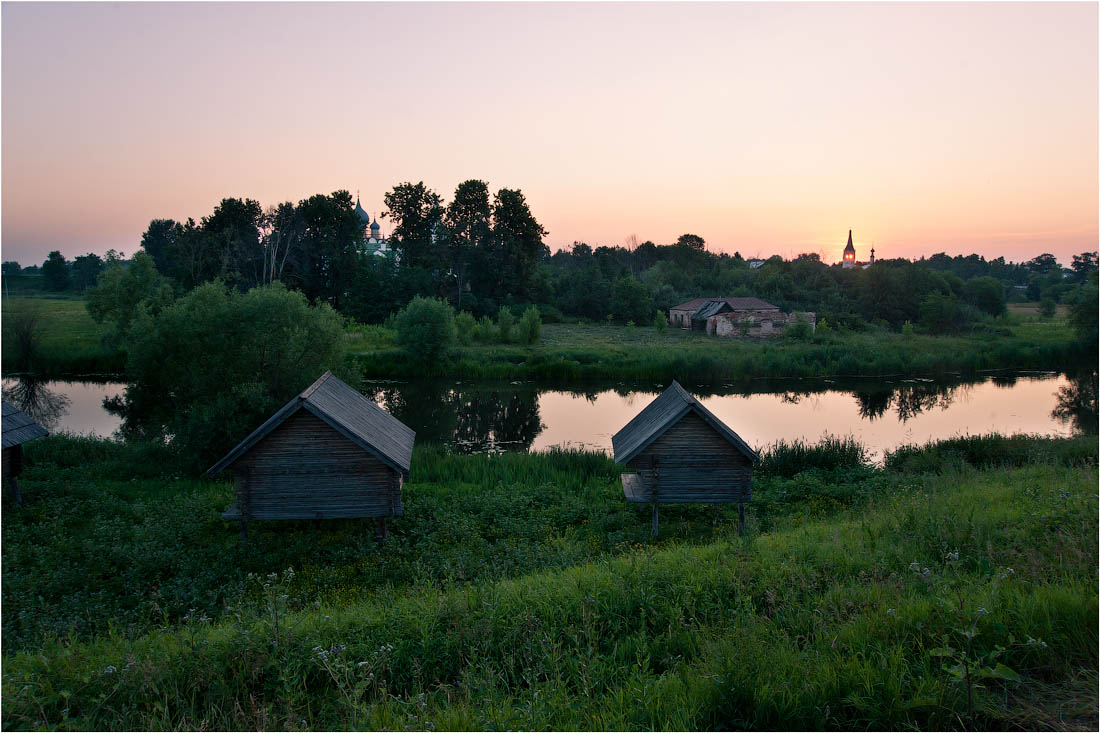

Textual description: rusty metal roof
[611,381,758,465]
[206,372,415,478]
[2,401,48,450]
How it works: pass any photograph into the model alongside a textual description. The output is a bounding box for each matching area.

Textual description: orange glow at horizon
[2,2,1096,266]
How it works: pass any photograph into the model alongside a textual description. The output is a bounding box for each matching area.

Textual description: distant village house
[668,297,815,339]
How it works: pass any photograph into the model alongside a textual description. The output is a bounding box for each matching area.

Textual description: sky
[2,1,1097,266]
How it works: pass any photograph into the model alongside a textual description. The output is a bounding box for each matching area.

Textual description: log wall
[624,412,752,503]
[233,411,403,520]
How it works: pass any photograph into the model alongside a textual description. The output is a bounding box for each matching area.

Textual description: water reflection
[2,377,72,430]
[1052,368,1098,435]
[364,383,544,453]
[2,372,1083,458]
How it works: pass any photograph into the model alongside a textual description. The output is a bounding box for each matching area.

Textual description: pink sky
[2,2,1096,266]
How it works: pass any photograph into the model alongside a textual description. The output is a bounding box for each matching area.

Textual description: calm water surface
[6,372,1090,461]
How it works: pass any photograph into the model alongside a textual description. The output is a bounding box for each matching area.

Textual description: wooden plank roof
[671,297,778,313]
[611,382,758,465]
[206,372,415,478]
[2,401,48,449]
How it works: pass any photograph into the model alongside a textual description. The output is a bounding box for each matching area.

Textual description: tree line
[2,179,1096,337]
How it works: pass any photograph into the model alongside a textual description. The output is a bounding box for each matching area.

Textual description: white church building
[354,195,394,257]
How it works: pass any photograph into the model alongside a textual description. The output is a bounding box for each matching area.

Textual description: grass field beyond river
[2,433,1095,730]
[2,295,1091,381]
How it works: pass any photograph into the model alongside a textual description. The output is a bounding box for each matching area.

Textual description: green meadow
[1,293,1089,382]
[2,433,1095,730]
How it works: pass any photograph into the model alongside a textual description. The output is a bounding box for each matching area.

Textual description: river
[3,371,1094,460]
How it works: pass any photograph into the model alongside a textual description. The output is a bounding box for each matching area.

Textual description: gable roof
[670,297,778,313]
[206,372,415,478]
[2,401,48,449]
[691,300,733,321]
[611,382,758,465]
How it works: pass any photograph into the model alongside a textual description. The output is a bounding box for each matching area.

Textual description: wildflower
[104,666,116,675]
[922,568,931,577]
[886,608,897,616]
[358,661,370,668]
[975,607,989,617]
[909,562,921,572]
[279,594,289,603]
[1005,567,1014,575]
[945,551,959,562]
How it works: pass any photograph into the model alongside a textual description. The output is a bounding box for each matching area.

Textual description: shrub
[473,315,497,344]
[901,320,915,337]
[454,311,477,346]
[497,306,515,344]
[116,281,349,471]
[518,306,541,345]
[785,314,813,341]
[395,296,456,361]
[653,310,668,330]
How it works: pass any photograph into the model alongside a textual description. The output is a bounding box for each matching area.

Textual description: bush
[473,315,497,344]
[497,306,515,344]
[653,310,668,330]
[395,296,456,362]
[901,320,915,337]
[116,282,349,471]
[454,311,476,346]
[518,306,541,345]
[611,276,651,323]
[785,314,812,341]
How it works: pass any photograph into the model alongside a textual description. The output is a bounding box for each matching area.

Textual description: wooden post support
[9,477,22,506]
[240,519,248,544]
[737,503,745,537]
[377,517,388,543]
[651,502,659,539]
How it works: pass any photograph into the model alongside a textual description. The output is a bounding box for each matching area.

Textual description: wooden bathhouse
[206,372,415,540]
[612,382,758,537]
[2,401,48,504]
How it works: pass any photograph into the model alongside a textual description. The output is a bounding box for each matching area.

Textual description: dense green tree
[86,251,175,342]
[40,251,71,291]
[676,233,706,251]
[385,182,445,273]
[296,191,362,309]
[489,188,547,303]
[394,296,456,362]
[611,276,652,323]
[2,261,22,276]
[72,253,105,291]
[963,276,1006,317]
[444,180,491,308]
[140,219,179,275]
[114,282,349,471]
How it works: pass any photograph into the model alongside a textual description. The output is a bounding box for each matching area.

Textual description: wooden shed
[612,381,758,537]
[2,400,49,504]
[206,372,415,540]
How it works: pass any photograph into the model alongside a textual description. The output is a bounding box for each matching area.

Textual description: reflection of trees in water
[362,383,542,453]
[1052,369,1098,435]
[853,381,958,422]
[2,378,71,430]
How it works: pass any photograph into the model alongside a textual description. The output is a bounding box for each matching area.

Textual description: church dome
[370,217,380,232]
[354,197,370,226]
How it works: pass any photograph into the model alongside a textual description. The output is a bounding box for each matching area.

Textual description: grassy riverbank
[1,296,124,375]
[2,294,1090,382]
[3,434,1095,729]
[353,317,1089,382]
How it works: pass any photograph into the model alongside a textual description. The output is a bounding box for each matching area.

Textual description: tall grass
[3,455,1095,730]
